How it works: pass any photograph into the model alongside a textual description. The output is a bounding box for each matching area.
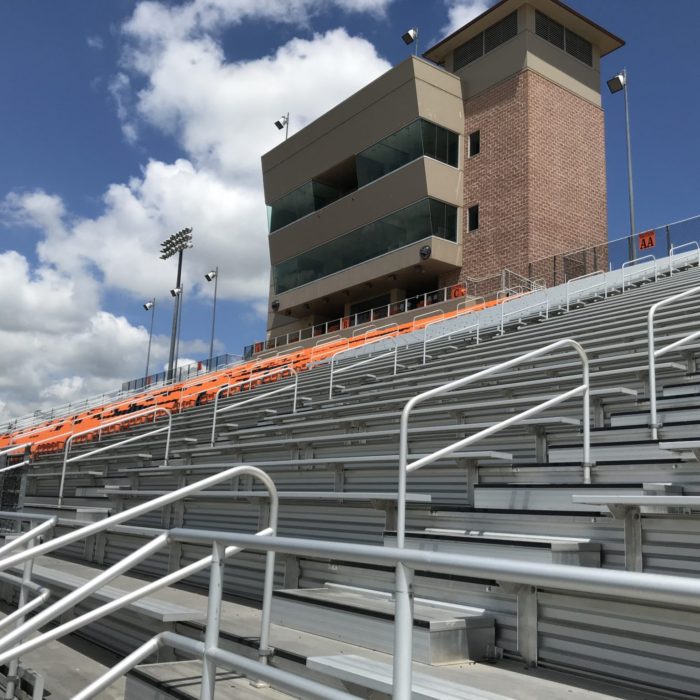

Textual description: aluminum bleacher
[2,251,700,697]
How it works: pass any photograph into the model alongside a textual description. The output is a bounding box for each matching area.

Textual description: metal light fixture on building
[402,28,418,55]
[420,245,432,260]
[606,72,625,94]
[271,300,280,311]
[274,113,290,140]
[170,287,182,297]
[205,267,219,367]
[143,301,154,311]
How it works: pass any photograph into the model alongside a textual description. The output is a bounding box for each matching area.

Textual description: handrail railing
[73,527,700,700]
[329,337,398,399]
[393,338,590,695]
[422,316,479,365]
[0,465,279,683]
[500,296,549,334]
[411,309,444,329]
[210,368,299,445]
[622,254,657,291]
[648,284,700,440]
[58,406,173,505]
[565,270,608,312]
[669,241,700,276]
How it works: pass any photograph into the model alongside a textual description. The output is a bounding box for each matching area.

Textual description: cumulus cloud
[87,35,105,50]
[441,0,492,36]
[0,0,394,419]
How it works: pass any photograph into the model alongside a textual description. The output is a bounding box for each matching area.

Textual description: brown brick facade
[440,68,608,293]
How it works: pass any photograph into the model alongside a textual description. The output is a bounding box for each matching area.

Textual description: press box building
[259,0,623,348]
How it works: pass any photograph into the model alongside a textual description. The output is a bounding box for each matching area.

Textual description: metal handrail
[622,254,657,291]
[58,406,173,505]
[565,270,608,311]
[393,338,590,695]
[422,316,479,364]
[669,241,700,276]
[210,368,299,445]
[500,296,549,334]
[648,284,700,439]
[329,336,399,399]
[0,517,56,559]
[73,527,700,700]
[0,465,279,679]
[411,309,444,328]
[457,295,485,313]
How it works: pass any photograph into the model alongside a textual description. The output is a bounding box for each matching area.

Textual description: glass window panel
[357,120,422,187]
[421,120,437,160]
[436,127,448,163]
[274,198,457,293]
[448,131,459,166]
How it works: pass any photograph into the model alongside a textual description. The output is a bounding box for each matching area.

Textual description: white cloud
[441,0,492,36]
[87,35,105,50]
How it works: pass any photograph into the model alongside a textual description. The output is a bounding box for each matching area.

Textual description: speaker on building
[271,300,280,311]
[419,245,432,261]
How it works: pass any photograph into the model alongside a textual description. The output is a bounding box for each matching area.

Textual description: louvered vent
[485,11,518,53]
[536,10,593,67]
[535,10,564,49]
[454,34,483,70]
[565,28,593,66]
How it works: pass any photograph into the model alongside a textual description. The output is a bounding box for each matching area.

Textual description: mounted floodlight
[160,227,193,260]
[170,287,182,297]
[607,72,625,94]
[143,300,154,311]
[402,28,418,45]
[205,270,217,282]
[274,112,290,139]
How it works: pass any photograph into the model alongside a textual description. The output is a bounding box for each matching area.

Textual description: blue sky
[0,0,698,418]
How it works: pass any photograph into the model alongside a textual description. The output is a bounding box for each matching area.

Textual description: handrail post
[4,535,36,700]
[200,541,225,700]
[649,305,659,440]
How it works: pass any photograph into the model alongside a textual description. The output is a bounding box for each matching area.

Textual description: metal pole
[285,112,289,140]
[209,267,219,368]
[145,299,155,380]
[175,284,184,379]
[623,68,637,262]
[167,249,184,382]
[200,541,224,700]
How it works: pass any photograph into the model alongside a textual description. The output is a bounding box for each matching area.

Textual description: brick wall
[440,68,608,293]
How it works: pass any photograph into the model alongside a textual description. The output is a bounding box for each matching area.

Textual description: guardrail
[500,296,549,334]
[210,367,299,446]
[565,270,608,312]
[648,284,700,440]
[393,337,591,695]
[72,527,700,699]
[622,254,658,291]
[329,336,399,399]
[422,315,479,365]
[669,241,700,276]
[58,406,173,505]
[0,465,279,692]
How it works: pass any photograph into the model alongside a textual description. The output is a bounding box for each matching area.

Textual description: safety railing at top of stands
[328,336,399,400]
[0,465,279,690]
[411,309,444,329]
[58,406,173,505]
[210,367,299,446]
[245,282,468,357]
[622,254,658,291]
[500,295,549,334]
[457,295,486,313]
[669,241,700,276]
[648,284,700,440]
[422,316,479,365]
[71,526,700,700]
[393,338,591,696]
[565,270,609,312]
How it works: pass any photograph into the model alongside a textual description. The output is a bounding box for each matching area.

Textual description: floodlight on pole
[143,298,156,380]
[401,28,418,55]
[205,267,219,369]
[274,113,290,140]
[160,227,193,381]
[607,68,636,261]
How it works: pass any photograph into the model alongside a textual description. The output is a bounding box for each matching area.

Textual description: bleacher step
[270,586,494,665]
[126,660,292,699]
[385,530,601,567]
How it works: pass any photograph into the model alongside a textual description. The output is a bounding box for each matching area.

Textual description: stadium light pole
[205,267,219,369]
[160,227,193,382]
[607,69,636,261]
[142,299,156,380]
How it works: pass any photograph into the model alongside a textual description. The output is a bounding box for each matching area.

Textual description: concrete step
[270,585,494,665]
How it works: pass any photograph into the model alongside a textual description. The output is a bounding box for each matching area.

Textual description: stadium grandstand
[3,1,700,699]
